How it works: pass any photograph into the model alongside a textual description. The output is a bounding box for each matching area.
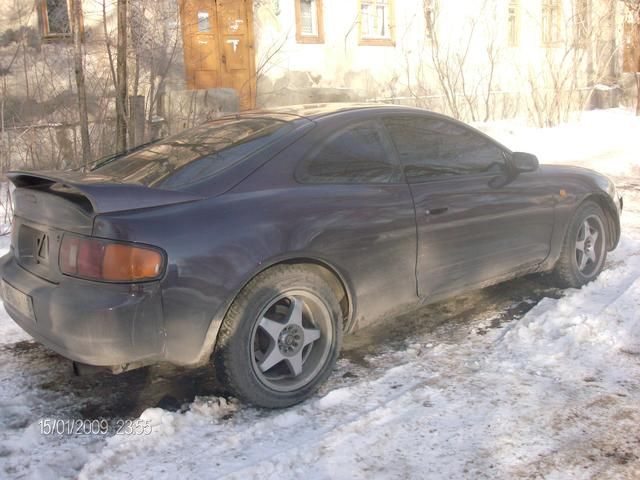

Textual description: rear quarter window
[297,121,399,184]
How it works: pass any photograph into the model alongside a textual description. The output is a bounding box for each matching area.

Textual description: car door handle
[425,207,448,216]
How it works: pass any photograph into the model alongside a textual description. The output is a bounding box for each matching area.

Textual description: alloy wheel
[250,291,333,393]
[575,214,605,278]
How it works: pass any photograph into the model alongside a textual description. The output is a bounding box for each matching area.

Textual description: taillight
[59,235,164,282]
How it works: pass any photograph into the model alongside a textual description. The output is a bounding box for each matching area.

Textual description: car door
[383,114,556,298]
[292,117,419,329]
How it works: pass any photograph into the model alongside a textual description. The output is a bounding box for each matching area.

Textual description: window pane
[197,11,211,32]
[542,2,561,44]
[508,2,518,46]
[361,3,373,36]
[361,0,390,39]
[300,123,395,183]
[46,0,70,35]
[542,7,550,43]
[377,5,386,36]
[92,118,292,188]
[384,117,505,182]
[300,0,317,36]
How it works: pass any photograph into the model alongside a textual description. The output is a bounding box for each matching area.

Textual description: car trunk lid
[7,170,203,283]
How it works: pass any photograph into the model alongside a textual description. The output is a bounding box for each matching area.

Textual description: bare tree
[522,2,620,127]
[116,0,129,151]
[129,0,181,141]
[401,0,500,122]
[70,0,91,164]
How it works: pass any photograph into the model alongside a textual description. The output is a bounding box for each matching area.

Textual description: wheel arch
[278,257,353,329]
[193,255,355,366]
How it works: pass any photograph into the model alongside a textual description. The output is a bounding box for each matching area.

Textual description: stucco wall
[253,0,620,122]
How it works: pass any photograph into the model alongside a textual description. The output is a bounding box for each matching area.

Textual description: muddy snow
[1,109,639,479]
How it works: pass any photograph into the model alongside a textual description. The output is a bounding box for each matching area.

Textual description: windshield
[92,117,292,188]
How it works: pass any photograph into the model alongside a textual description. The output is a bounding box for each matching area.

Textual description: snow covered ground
[1,109,639,479]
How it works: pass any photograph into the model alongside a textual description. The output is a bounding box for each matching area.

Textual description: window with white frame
[575,0,590,45]
[359,0,395,45]
[508,0,520,46]
[542,0,562,45]
[301,0,317,35]
[296,0,324,43]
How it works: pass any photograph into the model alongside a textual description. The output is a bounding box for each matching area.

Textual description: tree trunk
[116,0,129,152]
[1,75,7,173]
[70,0,91,165]
[129,51,141,147]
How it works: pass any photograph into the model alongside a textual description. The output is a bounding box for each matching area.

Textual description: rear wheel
[553,201,607,288]
[214,265,343,408]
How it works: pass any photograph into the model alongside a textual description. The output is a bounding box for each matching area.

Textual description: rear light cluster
[59,235,164,282]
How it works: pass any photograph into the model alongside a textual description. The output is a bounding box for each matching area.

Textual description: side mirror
[511,152,539,173]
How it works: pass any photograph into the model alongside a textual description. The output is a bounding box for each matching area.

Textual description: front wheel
[552,201,608,288]
[214,265,343,408]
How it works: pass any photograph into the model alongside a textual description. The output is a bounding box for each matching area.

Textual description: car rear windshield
[91,117,291,188]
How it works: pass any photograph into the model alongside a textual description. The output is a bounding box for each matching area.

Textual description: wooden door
[179,0,256,110]
[180,0,221,91]
[216,0,256,110]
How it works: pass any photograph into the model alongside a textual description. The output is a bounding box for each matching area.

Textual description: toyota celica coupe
[0,104,622,407]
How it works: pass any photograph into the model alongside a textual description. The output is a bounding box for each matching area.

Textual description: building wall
[254,0,427,104]
[254,0,621,122]
[1,1,625,120]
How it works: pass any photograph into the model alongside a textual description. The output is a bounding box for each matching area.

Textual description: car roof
[235,103,513,153]
[242,103,424,121]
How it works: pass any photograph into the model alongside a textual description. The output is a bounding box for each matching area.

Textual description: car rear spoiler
[7,171,204,214]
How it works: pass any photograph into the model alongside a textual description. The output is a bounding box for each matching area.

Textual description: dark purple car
[0,104,622,407]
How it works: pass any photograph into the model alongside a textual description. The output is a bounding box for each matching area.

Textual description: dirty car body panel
[0,104,622,372]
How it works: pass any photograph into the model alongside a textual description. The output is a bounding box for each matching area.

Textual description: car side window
[384,116,506,182]
[298,121,398,184]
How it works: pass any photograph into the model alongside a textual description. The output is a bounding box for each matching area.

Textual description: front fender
[535,165,622,271]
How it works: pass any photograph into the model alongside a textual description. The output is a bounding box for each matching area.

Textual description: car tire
[214,264,343,408]
[552,201,608,288]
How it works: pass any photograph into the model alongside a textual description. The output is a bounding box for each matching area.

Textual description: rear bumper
[0,251,165,368]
